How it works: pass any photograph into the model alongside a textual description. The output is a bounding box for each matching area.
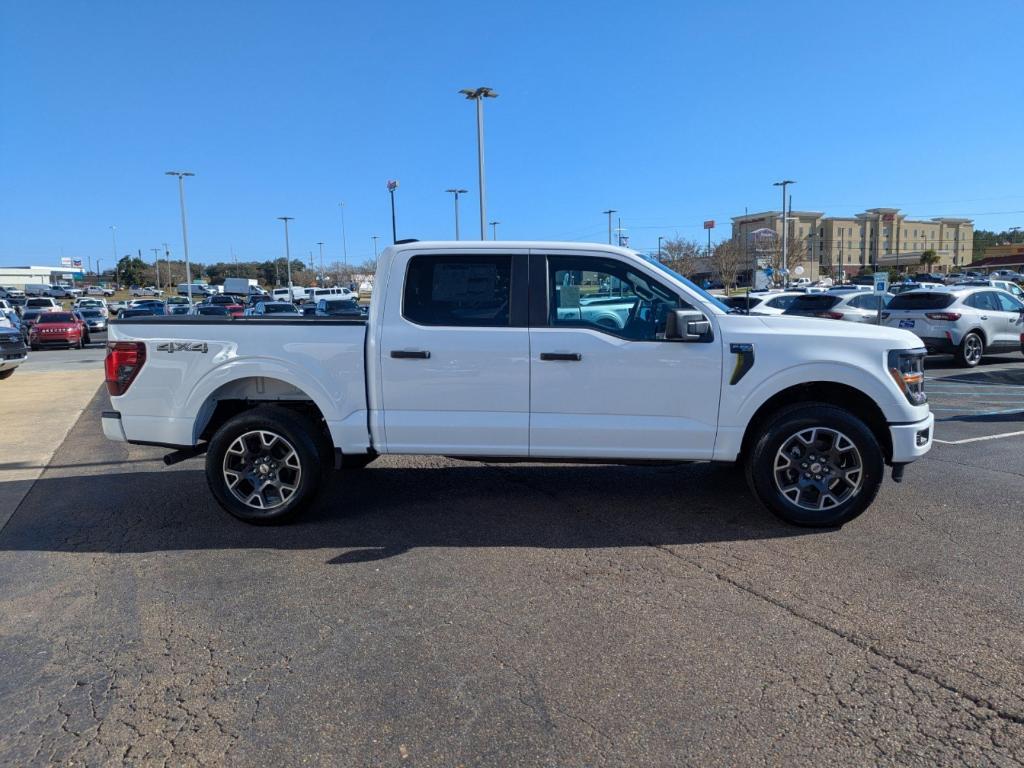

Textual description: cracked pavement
[1,389,1023,766]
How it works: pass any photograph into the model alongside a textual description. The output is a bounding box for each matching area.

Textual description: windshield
[639,255,730,313]
[80,309,102,317]
[43,313,75,323]
[263,304,295,313]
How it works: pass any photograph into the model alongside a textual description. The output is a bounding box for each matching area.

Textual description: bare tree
[709,239,749,290]
[660,237,704,278]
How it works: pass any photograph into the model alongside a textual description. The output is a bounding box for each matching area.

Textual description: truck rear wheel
[745,403,884,527]
[205,405,325,524]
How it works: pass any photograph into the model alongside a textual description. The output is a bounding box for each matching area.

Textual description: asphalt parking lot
[1,347,1023,766]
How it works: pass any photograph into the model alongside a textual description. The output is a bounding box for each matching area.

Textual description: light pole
[658,236,664,261]
[277,217,294,301]
[446,188,468,239]
[151,248,162,290]
[602,209,616,244]
[165,171,196,302]
[109,226,118,287]
[371,235,380,260]
[459,87,498,239]
[489,220,500,240]
[317,242,325,285]
[387,180,399,243]
[339,202,349,270]
[162,243,171,285]
[773,180,795,277]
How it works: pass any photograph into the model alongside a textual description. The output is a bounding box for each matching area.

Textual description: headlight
[888,348,927,406]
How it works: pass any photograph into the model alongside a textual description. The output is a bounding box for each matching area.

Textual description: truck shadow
[0,461,817,561]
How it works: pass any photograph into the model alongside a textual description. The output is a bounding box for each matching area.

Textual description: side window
[403,254,511,327]
[768,295,798,310]
[996,292,1024,312]
[547,256,688,341]
[967,292,999,312]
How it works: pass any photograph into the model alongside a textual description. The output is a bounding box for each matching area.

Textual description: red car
[29,311,86,350]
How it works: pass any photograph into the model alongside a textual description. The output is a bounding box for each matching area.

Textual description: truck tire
[205,405,325,524]
[745,403,884,527]
[955,331,984,367]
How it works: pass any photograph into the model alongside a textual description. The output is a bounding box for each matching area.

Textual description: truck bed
[107,316,370,453]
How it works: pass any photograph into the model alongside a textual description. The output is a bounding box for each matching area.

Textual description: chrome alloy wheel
[222,430,302,510]
[964,334,983,365]
[773,427,863,512]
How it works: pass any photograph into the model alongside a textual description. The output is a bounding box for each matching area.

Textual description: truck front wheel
[206,405,325,524]
[745,403,884,527]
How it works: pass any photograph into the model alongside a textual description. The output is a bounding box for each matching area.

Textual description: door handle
[390,350,430,359]
[980,316,989,320]
[540,352,582,361]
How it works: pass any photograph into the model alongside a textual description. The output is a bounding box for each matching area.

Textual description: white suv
[882,287,1024,366]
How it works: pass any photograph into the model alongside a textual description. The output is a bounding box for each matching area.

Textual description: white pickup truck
[102,241,933,527]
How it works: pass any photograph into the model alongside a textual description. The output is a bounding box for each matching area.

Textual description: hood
[723,314,922,348]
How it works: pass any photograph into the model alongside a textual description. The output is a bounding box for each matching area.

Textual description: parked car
[29,311,86,350]
[882,287,1024,366]
[86,285,115,296]
[127,300,166,315]
[130,286,164,297]
[990,270,1024,281]
[177,282,216,298]
[202,294,245,317]
[952,279,1024,300]
[19,307,51,334]
[118,307,162,319]
[25,297,62,311]
[23,283,53,297]
[913,273,946,284]
[249,301,301,317]
[801,291,893,323]
[45,285,77,298]
[0,325,28,379]
[0,286,26,300]
[721,291,803,316]
[76,308,108,337]
[104,240,933,529]
[314,298,364,318]
[188,304,232,317]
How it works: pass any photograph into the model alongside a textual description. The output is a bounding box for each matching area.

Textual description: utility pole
[602,209,616,244]
[658,236,664,261]
[109,226,118,288]
[163,243,172,285]
[459,87,498,239]
[277,216,294,302]
[489,220,500,240]
[317,242,325,285]
[165,171,196,303]
[446,188,468,239]
[371,235,380,259]
[773,179,795,277]
[151,248,162,290]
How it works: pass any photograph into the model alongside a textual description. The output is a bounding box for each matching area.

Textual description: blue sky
[1,0,1022,269]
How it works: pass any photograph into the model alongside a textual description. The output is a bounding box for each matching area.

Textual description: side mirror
[666,309,713,342]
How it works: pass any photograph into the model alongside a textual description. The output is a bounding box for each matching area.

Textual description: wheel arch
[739,381,892,464]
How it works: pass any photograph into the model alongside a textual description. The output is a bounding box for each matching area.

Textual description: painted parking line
[934,430,1024,445]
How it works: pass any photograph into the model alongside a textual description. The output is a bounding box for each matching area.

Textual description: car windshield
[263,303,296,313]
[43,313,75,323]
[323,299,359,312]
[887,292,957,310]
[80,309,102,317]
[638,255,730,313]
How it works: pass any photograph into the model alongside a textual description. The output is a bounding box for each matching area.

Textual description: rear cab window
[403,254,512,327]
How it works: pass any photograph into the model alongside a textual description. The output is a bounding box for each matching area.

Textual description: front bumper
[31,332,80,346]
[914,336,958,355]
[889,412,934,463]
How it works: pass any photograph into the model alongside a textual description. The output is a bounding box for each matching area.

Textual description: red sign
[703,220,715,229]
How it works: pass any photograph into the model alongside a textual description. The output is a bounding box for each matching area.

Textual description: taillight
[105,341,146,396]
[925,312,961,321]
[817,311,844,319]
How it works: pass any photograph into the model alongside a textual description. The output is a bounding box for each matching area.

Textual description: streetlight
[277,216,294,302]
[371,235,380,260]
[109,225,119,288]
[602,209,616,244]
[338,202,349,269]
[162,243,171,285]
[446,188,468,240]
[386,180,399,243]
[773,180,795,277]
[489,220,500,240]
[317,241,325,285]
[165,171,196,303]
[459,86,498,239]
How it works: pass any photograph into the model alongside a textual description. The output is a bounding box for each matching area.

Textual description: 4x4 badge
[156,342,208,354]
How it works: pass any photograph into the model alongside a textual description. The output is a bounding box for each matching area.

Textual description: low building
[0,265,84,289]
[732,208,974,279]
[971,244,1024,273]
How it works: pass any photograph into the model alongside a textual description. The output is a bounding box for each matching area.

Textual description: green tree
[116,255,148,286]
[919,249,940,268]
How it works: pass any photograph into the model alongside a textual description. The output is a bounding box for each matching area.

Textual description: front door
[528,251,723,460]
[378,250,530,455]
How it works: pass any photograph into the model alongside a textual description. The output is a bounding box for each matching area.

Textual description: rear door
[378,249,530,455]
[994,292,1024,347]
[527,250,722,460]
